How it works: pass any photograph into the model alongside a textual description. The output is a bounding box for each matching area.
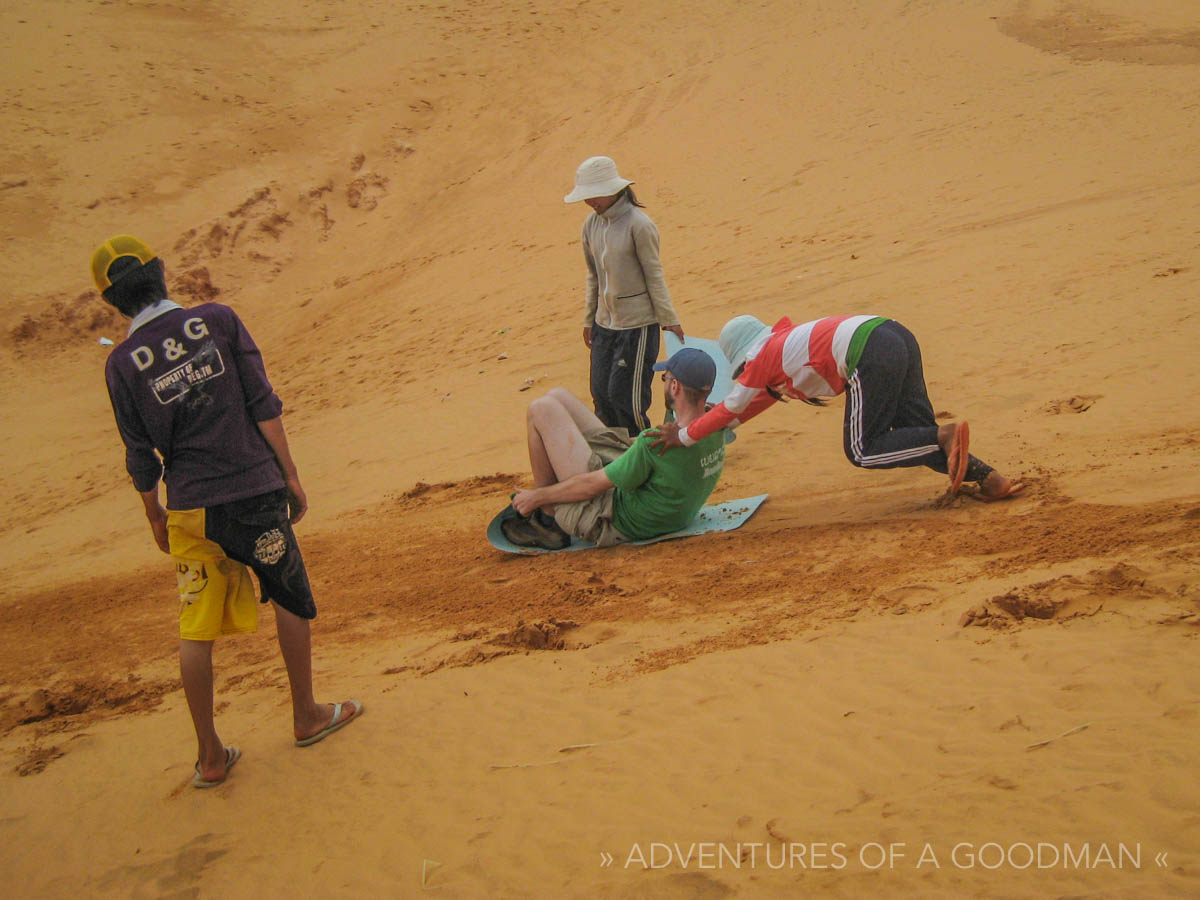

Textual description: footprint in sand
[347,172,389,211]
[1042,394,1100,414]
[958,563,1178,629]
[299,181,336,240]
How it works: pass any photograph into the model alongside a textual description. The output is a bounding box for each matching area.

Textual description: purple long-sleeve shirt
[104,300,285,509]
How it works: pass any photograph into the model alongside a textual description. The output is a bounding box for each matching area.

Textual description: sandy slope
[1,0,1198,897]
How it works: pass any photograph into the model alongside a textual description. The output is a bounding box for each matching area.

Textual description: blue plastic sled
[487,494,768,555]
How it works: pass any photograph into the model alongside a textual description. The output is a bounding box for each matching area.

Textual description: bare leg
[527,393,594,487]
[274,603,347,742]
[180,638,227,780]
[544,387,605,435]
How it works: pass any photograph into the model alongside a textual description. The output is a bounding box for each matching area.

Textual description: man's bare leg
[180,639,228,781]
[274,603,359,742]
[527,393,595,488]
[544,387,606,435]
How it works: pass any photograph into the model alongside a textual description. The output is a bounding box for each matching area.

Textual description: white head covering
[564,156,634,203]
[718,315,771,370]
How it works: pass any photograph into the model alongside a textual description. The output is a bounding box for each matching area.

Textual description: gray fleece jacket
[581,195,681,331]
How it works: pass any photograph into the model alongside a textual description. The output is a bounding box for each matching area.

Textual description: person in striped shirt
[648,314,1023,501]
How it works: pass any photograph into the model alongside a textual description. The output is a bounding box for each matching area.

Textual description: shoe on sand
[295,699,364,747]
[947,421,970,494]
[501,509,571,550]
[193,745,241,788]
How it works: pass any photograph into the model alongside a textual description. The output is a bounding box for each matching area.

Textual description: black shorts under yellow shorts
[168,488,316,640]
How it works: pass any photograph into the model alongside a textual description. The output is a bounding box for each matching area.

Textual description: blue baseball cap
[652,347,716,392]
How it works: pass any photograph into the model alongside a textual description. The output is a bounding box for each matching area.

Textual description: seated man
[507,348,727,549]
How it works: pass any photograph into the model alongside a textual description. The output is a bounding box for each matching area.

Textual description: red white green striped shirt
[678,315,887,446]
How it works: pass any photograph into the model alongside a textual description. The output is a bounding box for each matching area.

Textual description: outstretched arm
[649,388,778,452]
[513,468,612,516]
[257,416,308,524]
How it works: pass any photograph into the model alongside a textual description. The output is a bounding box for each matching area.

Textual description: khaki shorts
[552,426,633,547]
[168,508,259,641]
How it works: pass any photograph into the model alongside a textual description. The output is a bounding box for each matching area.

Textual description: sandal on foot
[947,421,970,494]
[295,699,364,747]
[193,745,241,788]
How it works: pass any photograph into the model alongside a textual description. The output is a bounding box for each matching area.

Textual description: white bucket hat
[564,156,634,203]
[718,315,771,371]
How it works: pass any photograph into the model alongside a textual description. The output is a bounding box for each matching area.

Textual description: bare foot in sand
[978,471,1025,501]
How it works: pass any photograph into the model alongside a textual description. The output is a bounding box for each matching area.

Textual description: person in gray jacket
[565,156,684,435]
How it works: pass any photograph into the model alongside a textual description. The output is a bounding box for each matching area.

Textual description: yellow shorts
[168,508,259,641]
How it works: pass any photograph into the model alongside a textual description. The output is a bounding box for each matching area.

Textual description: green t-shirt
[603,429,726,540]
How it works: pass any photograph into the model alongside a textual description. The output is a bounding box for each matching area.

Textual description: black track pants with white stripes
[843,320,992,481]
[589,322,659,435]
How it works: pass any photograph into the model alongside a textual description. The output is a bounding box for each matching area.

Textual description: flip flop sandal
[948,421,970,494]
[295,699,364,747]
[193,745,241,788]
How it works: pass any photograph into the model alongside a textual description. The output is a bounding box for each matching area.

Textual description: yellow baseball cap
[90,234,157,291]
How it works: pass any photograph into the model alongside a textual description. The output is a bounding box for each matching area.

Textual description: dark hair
[680,384,709,406]
[772,386,828,407]
[616,186,645,208]
[101,257,167,317]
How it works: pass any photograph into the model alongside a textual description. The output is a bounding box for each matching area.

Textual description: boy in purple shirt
[94,235,362,787]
